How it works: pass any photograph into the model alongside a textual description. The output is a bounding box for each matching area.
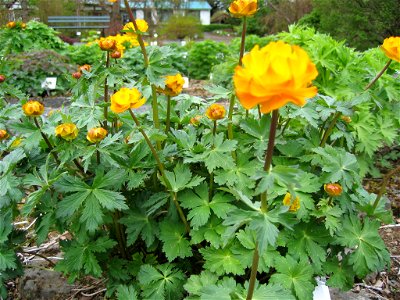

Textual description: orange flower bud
[0,129,9,141]
[190,115,202,126]
[324,183,343,197]
[159,74,185,96]
[229,0,257,18]
[55,123,78,141]
[234,41,318,114]
[340,115,352,123]
[87,127,108,143]
[110,87,146,113]
[282,193,300,212]
[6,21,16,29]
[111,50,122,59]
[72,72,82,79]
[99,38,116,51]
[78,64,91,73]
[381,36,400,62]
[206,103,226,120]
[0,75,5,83]
[22,100,44,117]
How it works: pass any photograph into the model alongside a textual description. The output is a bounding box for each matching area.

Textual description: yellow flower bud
[6,21,16,29]
[110,87,146,114]
[282,193,300,212]
[324,183,343,197]
[159,74,185,96]
[87,127,108,143]
[190,115,202,126]
[340,116,352,123]
[229,0,257,18]
[22,100,44,117]
[205,103,226,120]
[98,38,117,51]
[381,36,400,62]
[55,123,78,141]
[0,129,9,141]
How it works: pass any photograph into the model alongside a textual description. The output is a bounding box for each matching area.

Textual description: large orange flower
[381,36,400,62]
[110,87,146,113]
[159,73,185,96]
[55,123,78,141]
[233,41,318,114]
[22,100,44,116]
[229,0,257,17]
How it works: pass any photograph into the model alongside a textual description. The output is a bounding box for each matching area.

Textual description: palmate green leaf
[0,212,12,244]
[180,183,234,229]
[324,257,355,290]
[335,215,390,277]
[184,270,219,296]
[190,216,225,248]
[312,199,343,235]
[287,103,320,128]
[0,148,26,175]
[171,128,197,150]
[222,208,255,244]
[200,277,236,300]
[120,209,159,247]
[199,246,245,276]
[0,249,17,271]
[159,220,192,261]
[235,282,296,300]
[117,285,138,300]
[163,163,204,193]
[270,255,315,300]
[311,146,359,190]
[138,263,185,300]
[285,223,330,272]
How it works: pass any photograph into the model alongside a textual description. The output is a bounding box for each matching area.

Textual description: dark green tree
[301,0,400,50]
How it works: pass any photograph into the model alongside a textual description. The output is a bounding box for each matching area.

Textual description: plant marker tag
[41,77,57,90]
[313,277,331,300]
[183,77,189,89]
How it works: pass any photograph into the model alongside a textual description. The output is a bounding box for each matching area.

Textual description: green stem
[257,105,261,119]
[238,16,247,66]
[96,143,100,165]
[320,112,341,147]
[209,120,217,200]
[371,165,400,213]
[151,85,161,150]
[33,117,60,164]
[247,110,279,300]
[128,109,190,232]
[103,52,110,130]
[165,95,171,134]
[113,213,128,259]
[364,59,392,91]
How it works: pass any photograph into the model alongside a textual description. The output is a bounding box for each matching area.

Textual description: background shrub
[201,24,233,32]
[159,15,203,40]
[187,40,229,79]
[64,43,103,66]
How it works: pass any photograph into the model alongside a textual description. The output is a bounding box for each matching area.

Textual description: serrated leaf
[0,249,17,270]
[159,221,192,261]
[163,163,204,192]
[236,282,296,300]
[117,285,138,300]
[184,271,219,296]
[200,246,245,276]
[120,210,158,247]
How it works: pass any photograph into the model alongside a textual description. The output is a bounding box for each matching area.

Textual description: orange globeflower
[78,64,91,73]
[87,127,108,143]
[233,41,318,114]
[98,37,117,51]
[123,20,149,35]
[0,129,9,141]
[6,21,16,29]
[206,103,226,120]
[282,193,300,212]
[160,74,185,96]
[55,123,78,141]
[22,100,44,117]
[324,183,343,197]
[110,87,146,113]
[381,36,400,62]
[229,0,257,18]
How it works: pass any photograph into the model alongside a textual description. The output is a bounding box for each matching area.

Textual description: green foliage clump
[64,43,103,66]
[187,40,229,79]
[202,24,234,32]
[0,20,67,55]
[300,0,400,50]
[159,15,203,40]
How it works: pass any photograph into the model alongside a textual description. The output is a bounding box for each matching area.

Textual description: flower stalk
[165,95,171,134]
[371,165,400,212]
[320,112,341,147]
[364,59,392,91]
[33,117,60,164]
[103,52,110,130]
[128,109,190,233]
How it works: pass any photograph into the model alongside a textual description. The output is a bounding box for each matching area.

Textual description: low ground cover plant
[0,1,399,299]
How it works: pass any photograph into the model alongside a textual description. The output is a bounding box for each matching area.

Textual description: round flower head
[0,129,9,141]
[324,183,343,197]
[78,64,91,73]
[123,20,148,35]
[229,0,257,18]
[111,50,122,59]
[0,75,5,83]
[206,103,226,120]
[160,73,185,96]
[381,36,400,62]
[87,127,108,143]
[55,123,78,141]
[22,100,44,117]
[282,193,300,212]
[234,41,318,114]
[110,87,146,113]
[99,37,117,51]
[6,21,16,29]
